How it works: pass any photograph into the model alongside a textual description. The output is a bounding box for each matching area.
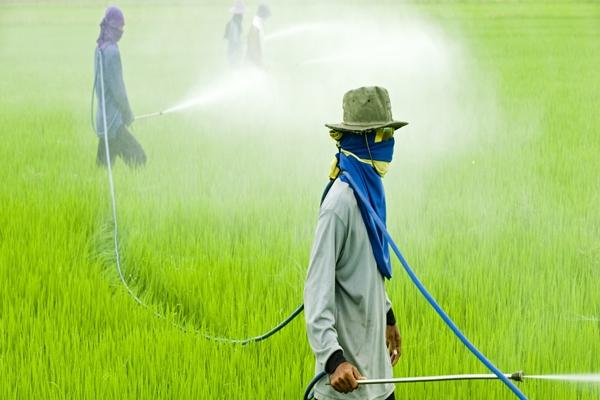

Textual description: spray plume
[526,374,600,383]
[138,8,499,180]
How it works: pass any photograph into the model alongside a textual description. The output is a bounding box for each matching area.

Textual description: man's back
[304,179,394,400]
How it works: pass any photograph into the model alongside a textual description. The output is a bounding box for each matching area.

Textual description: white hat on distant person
[230,0,246,14]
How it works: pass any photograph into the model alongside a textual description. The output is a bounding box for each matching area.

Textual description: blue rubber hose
[340,172,527,400]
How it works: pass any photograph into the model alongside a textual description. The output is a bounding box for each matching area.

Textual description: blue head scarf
[330,131,395,279]
[97,6,125,49]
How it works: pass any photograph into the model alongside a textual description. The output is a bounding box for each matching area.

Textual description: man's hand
[386,324,402,366]
[330,361,364,393]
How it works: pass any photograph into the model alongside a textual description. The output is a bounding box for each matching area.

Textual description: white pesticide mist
[154,5,501,177]
[163,69,269,115]
[131,1,511,220]
[264,23,331,42]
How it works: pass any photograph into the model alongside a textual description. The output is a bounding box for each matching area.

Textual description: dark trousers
[96,127,146,168]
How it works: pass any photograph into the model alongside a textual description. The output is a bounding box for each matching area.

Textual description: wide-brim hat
[325,86,408,133]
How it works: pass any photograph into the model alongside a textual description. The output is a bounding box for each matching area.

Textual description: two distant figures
[224,1,271,68]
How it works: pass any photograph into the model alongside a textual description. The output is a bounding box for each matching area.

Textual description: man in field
[246,4,270,67]
[304,86,407,400]
[95,6,146,168]
[224,0,245,67]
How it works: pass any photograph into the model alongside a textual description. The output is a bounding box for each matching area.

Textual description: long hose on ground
[94,48,303,345]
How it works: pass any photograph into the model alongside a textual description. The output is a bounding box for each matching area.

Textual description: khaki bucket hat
[325,86,408,133]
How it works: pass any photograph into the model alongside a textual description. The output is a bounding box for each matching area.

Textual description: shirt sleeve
[385,291,396,325]
[304,209,347,368]
[385,291,392,313]
[104,47,134,125]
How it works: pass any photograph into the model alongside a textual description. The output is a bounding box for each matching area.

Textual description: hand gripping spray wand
[305,372,525,400]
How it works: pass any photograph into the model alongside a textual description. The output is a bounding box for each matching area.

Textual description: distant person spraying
[94,6,146,168]
[224,1,245,67]
[246,4,271,67]
[304,87,407,400]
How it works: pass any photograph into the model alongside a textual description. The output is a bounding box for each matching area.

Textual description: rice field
[0,1,599,399]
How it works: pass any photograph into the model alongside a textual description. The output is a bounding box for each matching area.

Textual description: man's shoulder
[321,179,357,215]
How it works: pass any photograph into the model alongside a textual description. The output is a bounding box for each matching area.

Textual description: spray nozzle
[510,371,524,382]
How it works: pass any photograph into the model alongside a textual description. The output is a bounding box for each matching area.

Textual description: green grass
[1,1,599,399]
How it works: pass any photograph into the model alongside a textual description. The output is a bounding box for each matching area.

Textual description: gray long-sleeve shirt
[95,44,133,138]
[304,179,394,400]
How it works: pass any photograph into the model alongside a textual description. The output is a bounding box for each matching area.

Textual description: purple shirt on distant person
[94,6,145,168]
[94,5,133,139]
